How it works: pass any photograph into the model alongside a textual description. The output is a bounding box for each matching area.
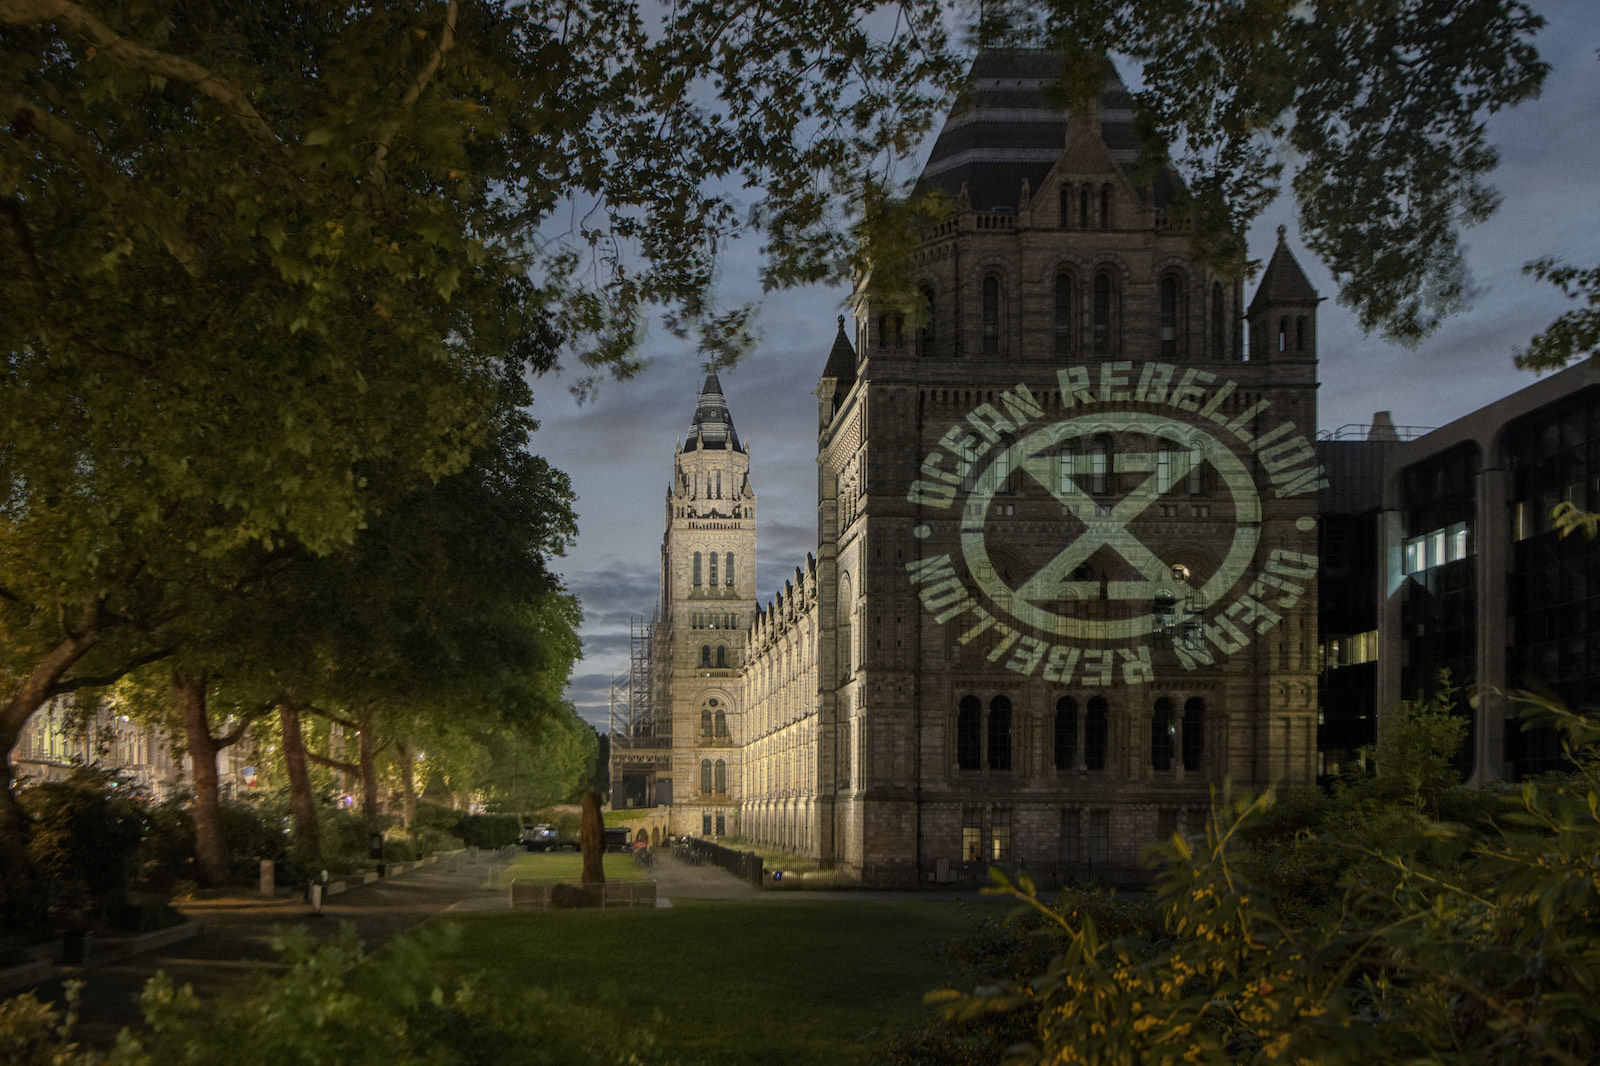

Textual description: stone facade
[648,52,1328,886]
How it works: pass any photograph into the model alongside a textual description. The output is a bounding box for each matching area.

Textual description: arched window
[1099,184,1111,228]
[701,709,713,736]
[716,645,727,668]
[1059,184,1071,228]
[1151,697,1175,771]
[988,696,1012,771]
[1085,697,1109,771]
[1182,698,1205,771]
[1210,282,1226,358]
[709,551,718,586]
[1054,697,1078,770]
[725,552,734,586]
[715,709,728,738]
[916,285,936,356]
[982,275,1001,354]
[701,645,711,666]
[714,759,727,793]
[1079,188,1090,228]
[1089,436,1110,495]
[1278,316,1288,353]
[1295,316,1307,352]
[957,696,981,771]
[693,551,702,586]
[1159,276,1181,359]
[701,759,712,792]
[1054,273,1073,355]
[1093,272,1114,355]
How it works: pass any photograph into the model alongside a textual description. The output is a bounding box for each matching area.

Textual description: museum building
[620,50,1334,886]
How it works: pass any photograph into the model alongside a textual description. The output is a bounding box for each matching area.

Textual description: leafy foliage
[0,924,653,1066]
[1519,259,1600,370]
[19,769,145,927]
[0,0,959,838]
[931,701,1600,1065]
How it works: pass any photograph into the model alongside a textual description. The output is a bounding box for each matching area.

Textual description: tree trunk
[396,737,417,830]
[278,701,321,865]
[580,787,605,886]
[176,671,229,886]
[0,599,106,842]
[357,708,380,823]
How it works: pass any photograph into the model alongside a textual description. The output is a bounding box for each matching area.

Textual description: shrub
[318,803,379,871]
[137,797,197,892]
[220,799,291,884]
[20,770,145,927]
[0,927,653,1066]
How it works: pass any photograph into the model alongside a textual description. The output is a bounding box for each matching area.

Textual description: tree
[974,0,1549,345]
[1,0,960,840]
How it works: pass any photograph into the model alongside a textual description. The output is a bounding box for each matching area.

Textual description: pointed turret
[684,368,743,452]
[1247,226,1320,361]
[819,316,857,430]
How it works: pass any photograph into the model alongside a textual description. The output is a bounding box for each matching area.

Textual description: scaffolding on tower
[608,616,656,745]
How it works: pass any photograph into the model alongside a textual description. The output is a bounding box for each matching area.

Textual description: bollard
[259,859,275,899]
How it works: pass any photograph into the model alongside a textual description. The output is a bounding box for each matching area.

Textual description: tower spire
[685,366,742,452]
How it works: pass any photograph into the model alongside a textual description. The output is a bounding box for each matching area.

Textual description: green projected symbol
[959,415,1260,640]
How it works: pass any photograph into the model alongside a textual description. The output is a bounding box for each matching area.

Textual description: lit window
[1403,521,1471,574]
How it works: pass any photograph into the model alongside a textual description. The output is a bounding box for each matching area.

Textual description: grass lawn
[443,898,998,1065]
[494,851,643,885]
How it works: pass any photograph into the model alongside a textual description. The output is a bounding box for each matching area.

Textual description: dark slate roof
[1249,226,1320,316]
[821,316,857,390]
[684,369,743,452]
[916,49,1149,213]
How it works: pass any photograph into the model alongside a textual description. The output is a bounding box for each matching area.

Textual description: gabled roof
[821,316,857,390]
[1249,226,1320,316]
[916,49,1153,213]
[684,369,743,452]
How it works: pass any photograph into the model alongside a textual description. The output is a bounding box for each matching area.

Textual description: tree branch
[304,703,360,731]
[52,645,173,695]
[1,90,206,276]
[0,0,296,171]
[307,749,358,775]
[367,0,459,189]
[0,196,46,293]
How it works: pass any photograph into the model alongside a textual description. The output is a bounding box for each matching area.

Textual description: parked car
[519,823,558,852]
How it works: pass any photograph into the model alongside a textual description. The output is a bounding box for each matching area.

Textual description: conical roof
[684,368,742,452]
[916,49,1151,213]
[1249,226,1320,316]
[821,316,857,390]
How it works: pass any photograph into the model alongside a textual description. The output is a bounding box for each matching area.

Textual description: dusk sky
[530,0,1600,730]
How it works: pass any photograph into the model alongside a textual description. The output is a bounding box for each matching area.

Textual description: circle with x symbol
[959,415,1261,640]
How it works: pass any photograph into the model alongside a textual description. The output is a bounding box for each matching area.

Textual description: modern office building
[1379,357,1600,783]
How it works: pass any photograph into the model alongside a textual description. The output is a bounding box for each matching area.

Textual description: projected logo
[903,361,1325,684]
